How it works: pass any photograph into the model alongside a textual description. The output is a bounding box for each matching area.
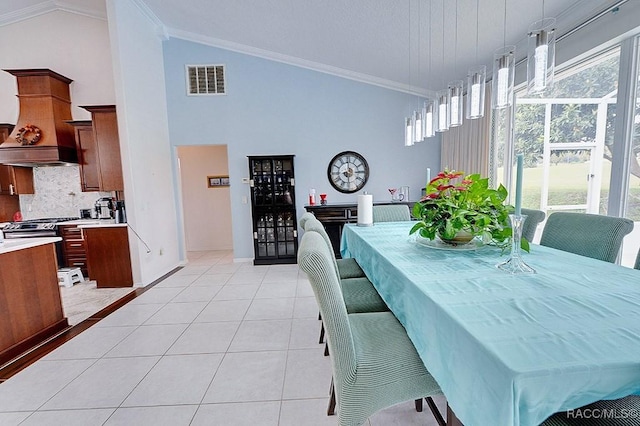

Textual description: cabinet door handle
[70,243,82,247]
[72,262,85,266]
[9,183,14,195]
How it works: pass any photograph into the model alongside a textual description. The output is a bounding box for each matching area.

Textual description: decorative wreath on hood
[16,124,41,145]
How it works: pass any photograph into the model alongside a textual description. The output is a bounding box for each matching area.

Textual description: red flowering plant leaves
[410,170,529,252]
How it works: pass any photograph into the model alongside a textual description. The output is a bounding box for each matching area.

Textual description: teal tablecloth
[340,221,640,426]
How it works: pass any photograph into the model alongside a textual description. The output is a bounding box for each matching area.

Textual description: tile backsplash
[19,165,112,220]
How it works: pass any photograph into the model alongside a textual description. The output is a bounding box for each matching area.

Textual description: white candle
[515,154,523,216]
[427,168,431,185]
[357,194,373,226]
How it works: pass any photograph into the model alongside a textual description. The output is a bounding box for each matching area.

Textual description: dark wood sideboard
[304,201,414,257]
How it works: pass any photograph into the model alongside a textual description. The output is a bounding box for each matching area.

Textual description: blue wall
[163,38,441,259]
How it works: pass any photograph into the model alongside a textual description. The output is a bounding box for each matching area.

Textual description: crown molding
[130,0,168,40]
[0,0,106,27]
[167,27,433,98]
[0,1,56,26]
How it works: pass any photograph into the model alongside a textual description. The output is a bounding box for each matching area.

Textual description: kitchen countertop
[0,237,62,255]
[63,219,128,228]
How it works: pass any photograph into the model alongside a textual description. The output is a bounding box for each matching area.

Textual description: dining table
[340,221,640,426]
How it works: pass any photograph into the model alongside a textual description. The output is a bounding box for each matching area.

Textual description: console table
[304,201,414,257]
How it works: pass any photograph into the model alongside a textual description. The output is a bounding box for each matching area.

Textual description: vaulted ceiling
[0,0,627,94]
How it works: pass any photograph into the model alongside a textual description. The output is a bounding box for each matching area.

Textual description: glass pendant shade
[466,65,486,119]
[423,100,436,138]
[527,18,556,94]
[491,46,515,110]
[436,90,449,132]
[404,117,414,146]
[447,80,464,127]
[413,110,424,142]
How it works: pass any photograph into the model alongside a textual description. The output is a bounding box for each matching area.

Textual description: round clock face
[327,151,369,193]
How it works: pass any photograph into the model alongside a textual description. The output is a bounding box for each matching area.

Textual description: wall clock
[327,151,369,193]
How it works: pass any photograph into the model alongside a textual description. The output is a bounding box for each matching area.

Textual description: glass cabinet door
[249,155,298,264]
[255,212,276,258]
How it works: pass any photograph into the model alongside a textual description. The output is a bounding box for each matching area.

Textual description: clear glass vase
[496,214,535,274]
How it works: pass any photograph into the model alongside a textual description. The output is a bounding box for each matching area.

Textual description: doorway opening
[177,145,233,253]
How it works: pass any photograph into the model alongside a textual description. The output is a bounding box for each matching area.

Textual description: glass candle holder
[496,214,535,274]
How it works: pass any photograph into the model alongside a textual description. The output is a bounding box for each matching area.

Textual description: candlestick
[496,214,535,274]
[515,154,523,216]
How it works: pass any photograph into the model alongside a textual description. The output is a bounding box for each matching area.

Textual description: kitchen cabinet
[82,225,133,287]
[75,106,124,192]
[67,120,100,192]
[0,123,34,195]
[248,155,298,265]
[0,240,68,365]
[59,224,89,278]
[305,201,414,257]
[0,166,35,195]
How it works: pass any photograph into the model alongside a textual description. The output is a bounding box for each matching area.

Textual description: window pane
[509,47,620,243]
[622,37,640,267]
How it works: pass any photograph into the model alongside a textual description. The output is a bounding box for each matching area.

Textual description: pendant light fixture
[466,0,485,119]
[526,1,555,94]
[423,100,436,138]
[447,0,463,127]
[405,117,414,146]
[423,0,436,139]
[448,80,464,127]
[491,0,515,110]
[412,0,424,144]
[413,109,424,142]
[437,0,449,132]
[436,89,449,132]
[467,66,486,118]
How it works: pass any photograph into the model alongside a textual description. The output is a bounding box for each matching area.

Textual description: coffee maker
[95,197,114,219]
[114,200,127,223]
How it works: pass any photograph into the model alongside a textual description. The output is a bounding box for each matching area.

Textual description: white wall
[178,145,233,251]
[106,0,181,284]
[0,11,115,122]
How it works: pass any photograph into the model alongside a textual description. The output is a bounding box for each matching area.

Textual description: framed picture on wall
[208,175,230,187]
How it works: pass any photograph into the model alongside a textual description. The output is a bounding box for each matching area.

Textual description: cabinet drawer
[64,240,86,251]
[60,226,83,238]
[66,257,87,268]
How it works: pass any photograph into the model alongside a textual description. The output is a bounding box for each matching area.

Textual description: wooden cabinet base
[84,226,133,288]
[0,319,68,366]
[0,243,68,364]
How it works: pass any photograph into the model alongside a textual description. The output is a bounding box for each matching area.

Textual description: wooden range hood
[0,69,78,166]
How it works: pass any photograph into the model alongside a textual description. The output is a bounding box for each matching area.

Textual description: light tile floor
[0,250,446,425]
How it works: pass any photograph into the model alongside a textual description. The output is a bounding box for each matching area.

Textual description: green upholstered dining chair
[299,212,316,233]
[303,218,428,416]
[541,395,640,425]
[372,204,411,222]
[298,231,444,426]
[303,217,388,351]
[304,219,388,315]
[539,212,634,263]
[521,208,546,242]
[301,213,365,280]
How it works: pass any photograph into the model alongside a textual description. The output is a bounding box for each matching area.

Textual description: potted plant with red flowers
[410,170,529,251]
